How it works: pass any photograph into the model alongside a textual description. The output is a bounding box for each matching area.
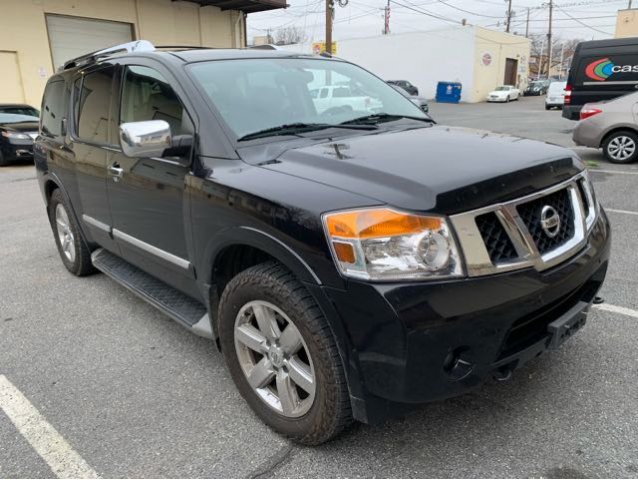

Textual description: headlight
[1,131,30,140]
[323,208,464,281]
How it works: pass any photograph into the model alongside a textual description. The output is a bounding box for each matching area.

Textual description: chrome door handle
[108,164,124,182]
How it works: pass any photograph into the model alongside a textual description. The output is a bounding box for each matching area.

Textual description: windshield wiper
[340,113,434,126]
[237,122,377,142]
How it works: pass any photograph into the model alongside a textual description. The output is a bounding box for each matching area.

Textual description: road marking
[606,208,638,216]
[594,303,638,319]
[589,169,638,176]
[0,375,99,479]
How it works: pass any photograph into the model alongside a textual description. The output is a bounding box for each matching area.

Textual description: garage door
[46,15,133,70]
[0,51,25,103]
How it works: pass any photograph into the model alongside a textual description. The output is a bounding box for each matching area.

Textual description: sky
[247,0,631,44]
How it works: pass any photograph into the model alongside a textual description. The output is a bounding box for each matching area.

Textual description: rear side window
[77,66,115,144]
[120,65,187,135]
[41,80,66,139]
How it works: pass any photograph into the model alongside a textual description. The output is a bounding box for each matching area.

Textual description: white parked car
[545,81,567,110]
[487,85,520,103]
[311,85,382,114]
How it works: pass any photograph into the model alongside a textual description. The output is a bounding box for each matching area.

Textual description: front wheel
[218,262,352,445]
[603,130,638,164]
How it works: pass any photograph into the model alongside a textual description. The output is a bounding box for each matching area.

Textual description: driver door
[106,62,197,296]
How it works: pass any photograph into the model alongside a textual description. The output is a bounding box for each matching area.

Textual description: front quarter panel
[188,158,380,290]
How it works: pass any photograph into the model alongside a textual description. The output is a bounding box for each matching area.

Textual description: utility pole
[547,0,553,78]
[525,7,530,37]
[629,0,633,9]
[325,0,334,54]
[505,0,513,33]
[383,0,391,35]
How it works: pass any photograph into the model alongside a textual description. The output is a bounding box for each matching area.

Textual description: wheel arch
[599,125,638,148]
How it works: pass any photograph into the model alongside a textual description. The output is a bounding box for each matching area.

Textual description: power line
[554,4,615,35]
[432,0,504,18]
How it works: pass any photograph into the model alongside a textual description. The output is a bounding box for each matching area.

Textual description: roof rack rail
[60,40,155,71]
[155,45,212,50]
[249,44,283,50]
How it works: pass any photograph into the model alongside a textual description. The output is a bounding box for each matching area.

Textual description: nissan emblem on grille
[540,205,561,238]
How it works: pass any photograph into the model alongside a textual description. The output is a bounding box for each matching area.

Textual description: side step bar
[91,248,213,339]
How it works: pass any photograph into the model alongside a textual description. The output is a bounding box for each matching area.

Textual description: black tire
[602,130,638,164]
[0,151,9,167]
[506,96,511,103]
[48,189,95,276]
[218,262,352,445]
[545,105,551,111]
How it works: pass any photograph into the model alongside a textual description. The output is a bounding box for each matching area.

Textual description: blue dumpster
[436,81,462,103]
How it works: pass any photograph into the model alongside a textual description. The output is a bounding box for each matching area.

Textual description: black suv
[36,41,610,445]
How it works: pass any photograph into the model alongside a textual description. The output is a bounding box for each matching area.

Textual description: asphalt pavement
[1,96,637,478]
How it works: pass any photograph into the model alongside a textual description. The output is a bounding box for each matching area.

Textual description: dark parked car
[36,41,610,445]
[0,112,39,166]
[563,37,638,120]
[389,84,429,113]
[387,79,418,96]
[0,103,39,117]
[524,80,549,96]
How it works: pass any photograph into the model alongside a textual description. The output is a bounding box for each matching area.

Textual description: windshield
[189,58,426,139]
[495,86,511,91]
[0,113,39,124]
[0,106,39,117]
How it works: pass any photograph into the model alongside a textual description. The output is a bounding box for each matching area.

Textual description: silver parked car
[572,91,638,164]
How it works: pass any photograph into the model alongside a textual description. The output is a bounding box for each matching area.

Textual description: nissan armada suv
[35,41,610,445]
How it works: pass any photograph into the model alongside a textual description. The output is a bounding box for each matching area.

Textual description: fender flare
[201,226,322,287]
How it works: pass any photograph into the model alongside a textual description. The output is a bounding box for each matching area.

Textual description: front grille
[476,213,518,263]
[517,188,575,255]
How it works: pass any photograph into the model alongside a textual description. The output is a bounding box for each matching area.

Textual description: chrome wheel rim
[608,136,636,161]
[234,300,316,418]
[55,204,75,263]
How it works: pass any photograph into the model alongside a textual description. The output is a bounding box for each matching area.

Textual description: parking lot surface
[1,96,637,478]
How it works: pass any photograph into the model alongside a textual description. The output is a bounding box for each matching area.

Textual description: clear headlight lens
[1,131,29,140]
[323,208,464,281]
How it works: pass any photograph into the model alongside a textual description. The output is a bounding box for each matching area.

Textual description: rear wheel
[603,130,638,164]
[218,262,352,445]
[48,189,94,276]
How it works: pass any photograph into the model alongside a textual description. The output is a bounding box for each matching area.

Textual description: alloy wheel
[234,300,316,418]
[607,136,636,162]
[55,203,76,263]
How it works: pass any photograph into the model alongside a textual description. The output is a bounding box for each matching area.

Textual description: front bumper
[1,142,34,160]
[319,211,610,423]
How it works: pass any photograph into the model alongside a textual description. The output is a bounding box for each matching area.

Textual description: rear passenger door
[106,61,197,296]
[70,64,120,252]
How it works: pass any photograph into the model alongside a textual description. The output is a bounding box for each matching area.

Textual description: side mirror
[119,120,172,158]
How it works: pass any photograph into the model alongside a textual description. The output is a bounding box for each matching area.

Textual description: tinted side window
[41,80,66,138]
[120,66,186,135]
[77,66,115,144]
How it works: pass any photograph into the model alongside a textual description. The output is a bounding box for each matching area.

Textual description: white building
[282,26,531,103]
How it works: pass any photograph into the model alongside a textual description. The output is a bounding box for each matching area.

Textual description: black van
[563,37,638,120]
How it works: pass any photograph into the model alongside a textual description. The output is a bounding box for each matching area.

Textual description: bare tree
[274,26,307,46]
[529,34,582,79]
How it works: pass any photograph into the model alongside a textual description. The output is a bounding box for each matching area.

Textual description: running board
[91,248,213,339]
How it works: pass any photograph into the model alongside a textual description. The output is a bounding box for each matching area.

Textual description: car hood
[0,121,39,132]
[256,125,582,214]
